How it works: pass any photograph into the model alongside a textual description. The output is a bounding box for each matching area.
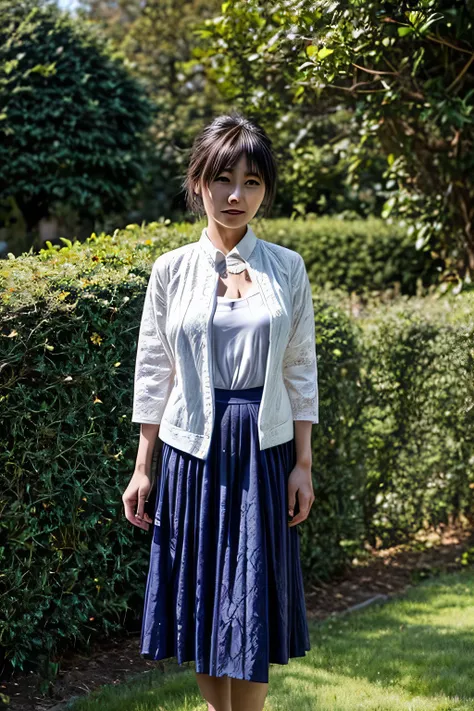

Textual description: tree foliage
[198,0,474,280]
[78,0,224,223]
[0,0,155,232]
[191,1,383,220]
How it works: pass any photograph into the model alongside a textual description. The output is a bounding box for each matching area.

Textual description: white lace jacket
[132,224,319,460]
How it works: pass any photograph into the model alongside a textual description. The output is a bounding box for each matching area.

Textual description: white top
[131,224,319,460]
[213,290,270,389]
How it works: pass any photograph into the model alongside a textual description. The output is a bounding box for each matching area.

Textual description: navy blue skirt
[139,385,311,683]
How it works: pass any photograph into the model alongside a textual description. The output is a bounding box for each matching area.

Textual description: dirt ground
[2,523,473,711]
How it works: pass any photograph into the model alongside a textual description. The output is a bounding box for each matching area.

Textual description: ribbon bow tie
[215,251,248,275]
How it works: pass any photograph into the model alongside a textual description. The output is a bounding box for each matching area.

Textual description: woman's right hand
[122,472,154,531]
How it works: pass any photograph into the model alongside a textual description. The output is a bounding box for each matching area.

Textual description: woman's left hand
[288,462,315,527]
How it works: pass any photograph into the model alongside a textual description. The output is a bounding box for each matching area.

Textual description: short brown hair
[182,111,278,219]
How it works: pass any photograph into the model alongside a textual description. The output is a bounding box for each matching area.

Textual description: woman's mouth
[222,210,245,215]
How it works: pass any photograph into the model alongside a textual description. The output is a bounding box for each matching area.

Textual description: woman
[122,112,319,711]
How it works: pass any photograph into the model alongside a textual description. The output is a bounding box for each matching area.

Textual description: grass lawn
[69,568,474,711]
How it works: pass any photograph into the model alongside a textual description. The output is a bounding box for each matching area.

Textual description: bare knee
[231,677,269,711]
[195,672,231,711]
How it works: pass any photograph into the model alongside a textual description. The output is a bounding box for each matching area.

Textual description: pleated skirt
[139,385,311,683]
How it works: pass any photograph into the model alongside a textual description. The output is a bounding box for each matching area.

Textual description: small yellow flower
[90,332,102,345]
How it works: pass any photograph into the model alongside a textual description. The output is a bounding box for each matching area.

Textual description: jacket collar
[198,224,258,273]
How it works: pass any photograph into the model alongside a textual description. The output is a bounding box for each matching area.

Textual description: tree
[78,0,224,223]
[0,0,155,234]
[199,0,474,282]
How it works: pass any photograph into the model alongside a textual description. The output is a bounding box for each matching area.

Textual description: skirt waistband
[214,385,263,404]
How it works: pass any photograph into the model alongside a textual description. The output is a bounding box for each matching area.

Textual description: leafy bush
[0,0,154,233]
[1,217,472,677]
[0,220,188,673]
[258,216,444,295]
[357,292,474,546]
[0,218,362,673]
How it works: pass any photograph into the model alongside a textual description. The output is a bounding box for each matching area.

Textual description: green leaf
[318,47,334,60]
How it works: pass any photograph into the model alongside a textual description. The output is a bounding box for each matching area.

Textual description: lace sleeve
[282,254,319,423]
[131,257,175,424]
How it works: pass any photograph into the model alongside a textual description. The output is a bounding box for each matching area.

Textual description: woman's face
[195,153,266,230]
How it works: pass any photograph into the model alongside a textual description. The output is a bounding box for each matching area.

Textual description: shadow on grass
[70,568,474,711]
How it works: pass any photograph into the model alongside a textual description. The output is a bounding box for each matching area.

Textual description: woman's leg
[195,672,232,711]
[231,678,269,711]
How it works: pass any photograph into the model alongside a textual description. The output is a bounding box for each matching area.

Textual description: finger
[123,492,153,529]
[288,497,314,526]
[123,497,148,528]
[288,514,304,526]
[123,499,137,520]
[136,491,149,520]
[288,490,296,518]
[133,513,152,530]
[135,510,152,524]
[124,511,150,530]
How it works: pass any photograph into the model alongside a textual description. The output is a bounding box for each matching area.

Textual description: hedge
[0,217,471,677]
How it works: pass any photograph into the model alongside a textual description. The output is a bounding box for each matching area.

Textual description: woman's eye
[216,176,260,186]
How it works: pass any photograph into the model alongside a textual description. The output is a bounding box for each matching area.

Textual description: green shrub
[297,287,366,581]
[357,292,474,546]
[258,215,444,295]
[1,217,471,677]
[0,221,189,672]
[0,0,154,234]
[0,219,362,673]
